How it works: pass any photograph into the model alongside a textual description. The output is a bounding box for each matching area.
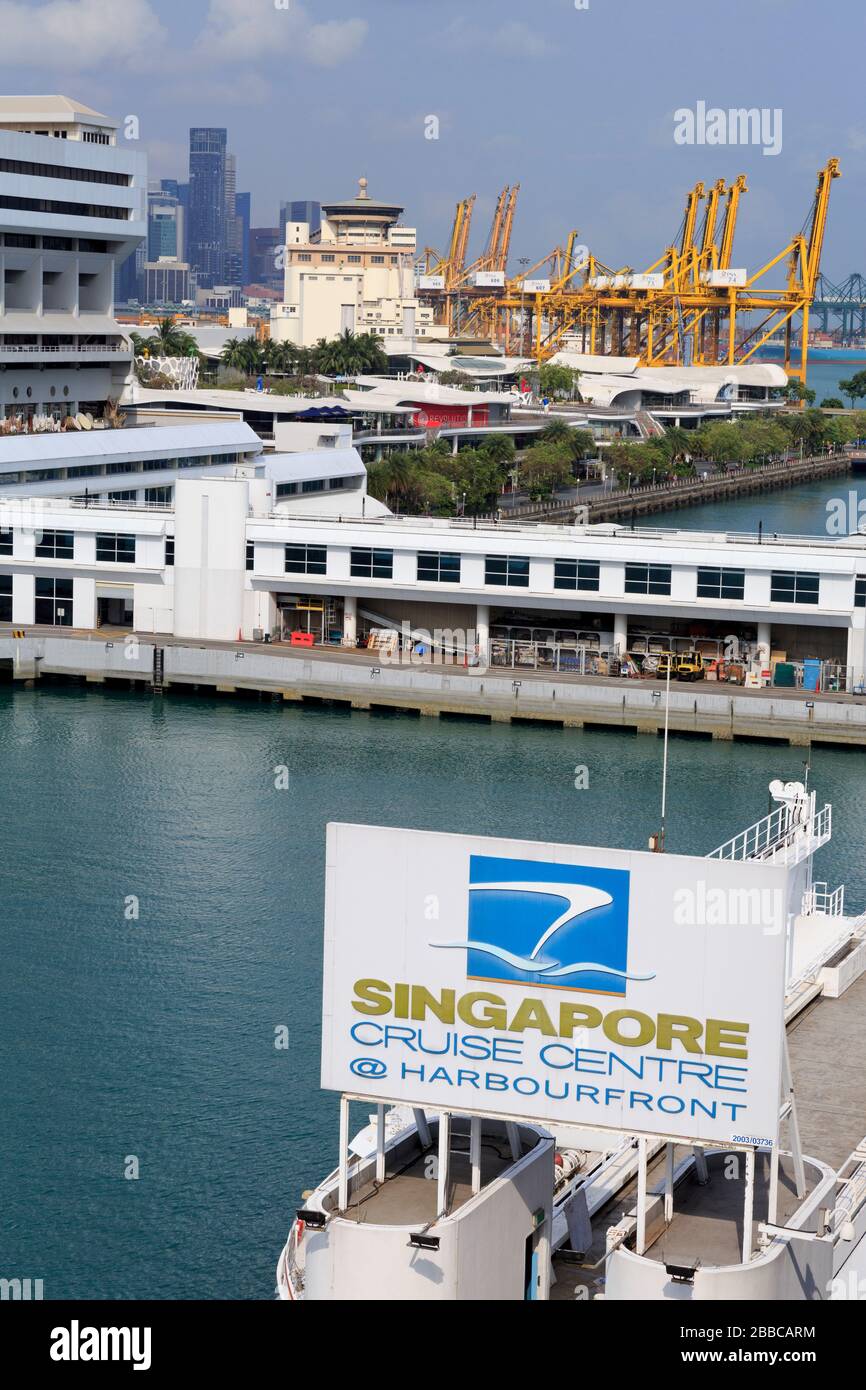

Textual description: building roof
[264,448,365,484]
[131,387,415,419]
[0,422,261,470]
[348,377,510,407]
[321,177,403,216]
[0,95,115,128]
[0,314,127,337]
[550,352,641,374]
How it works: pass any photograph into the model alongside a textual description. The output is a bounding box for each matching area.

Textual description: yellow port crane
[482,160,838,382]
[447,185,520,337]
[420,194,476,284]
[719,174,748,269]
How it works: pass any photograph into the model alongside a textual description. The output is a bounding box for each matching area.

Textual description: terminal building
[0,96,146,421]
[270,178,438,348]
[0,421,372,512]
[2,475,864,690]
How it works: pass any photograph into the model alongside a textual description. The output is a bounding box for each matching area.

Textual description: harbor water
[639,473,866,535]
[3,475,866,1301]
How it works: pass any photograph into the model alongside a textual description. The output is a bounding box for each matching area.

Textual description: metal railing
[708,800,831,868]
[803,881,846,918]
[0,343,128,354]
[489,638,622,674]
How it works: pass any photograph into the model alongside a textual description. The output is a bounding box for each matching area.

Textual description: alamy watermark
[1,1276,44,1300]
[673,882,785,935]
[674,101,782,157]
[377,623,487,671]
[826,491,866,537]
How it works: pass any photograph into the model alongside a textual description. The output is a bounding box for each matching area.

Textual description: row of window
[17,529,138,562]
[0,574,72,625]
[275,478,346,499]
[0,156,130,187]
[294,253,396,265]
[0,194,131,221]
[276,548,830,605]
[3,535,860,609]
[0,235,114,252]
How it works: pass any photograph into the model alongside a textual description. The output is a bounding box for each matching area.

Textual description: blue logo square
[464,855,632,995]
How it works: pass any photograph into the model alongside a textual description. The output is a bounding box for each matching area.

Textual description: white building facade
[0,96,146,421]
[2,478,865,687]
[270,178,435,347]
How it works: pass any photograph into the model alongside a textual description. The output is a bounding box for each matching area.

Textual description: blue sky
[0,0,862,279]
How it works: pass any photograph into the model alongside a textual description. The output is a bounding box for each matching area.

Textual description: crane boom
[719,174,748,268]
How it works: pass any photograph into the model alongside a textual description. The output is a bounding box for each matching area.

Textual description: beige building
[270,178,436,348]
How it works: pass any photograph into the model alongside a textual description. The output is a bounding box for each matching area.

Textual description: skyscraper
[159,178,189,258]
[236,191,251,285]
[280,200,321,239]
[147,182,183,261]
[223,152,242,286]
[188,127,226,287]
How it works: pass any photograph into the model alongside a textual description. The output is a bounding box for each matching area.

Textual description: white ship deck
[551,971,866,1299]
[337,1133,518,1227]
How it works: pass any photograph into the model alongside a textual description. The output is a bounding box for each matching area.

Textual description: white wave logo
[431,881,655,983]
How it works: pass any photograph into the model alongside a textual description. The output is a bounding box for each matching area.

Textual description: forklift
[656,651,705,682]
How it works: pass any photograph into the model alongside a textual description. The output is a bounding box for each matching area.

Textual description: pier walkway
[3,628,866,748]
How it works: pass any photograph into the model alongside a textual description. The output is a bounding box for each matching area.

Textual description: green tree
[132,319,200,361]
[221,337,262,375]
[478,434,516,468]
[537,363,580,399]
[839,371,866,409]
[696,421,751,465]
[663,425,693,465]
[436,369,473,387]
[520,444,572,499]
[437,449,505,514]
[781,408,830,455]
[824,415,857,450]
[785,378,816,406]
[820,397,844,409]
[310,330,388,376]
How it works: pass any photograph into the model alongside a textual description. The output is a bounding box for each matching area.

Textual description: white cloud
[0,0,166,70]
[442,17,551,61]
[493,21,552,60]
[198,0,367,67]
[303,18,368,69]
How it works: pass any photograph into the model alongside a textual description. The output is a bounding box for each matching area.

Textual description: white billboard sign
[522,279,551,294]
[418,275,445,290]
[631,273,665,290]
[321,825,788,1148]
[703,268,748,287]
[474,271,506,288]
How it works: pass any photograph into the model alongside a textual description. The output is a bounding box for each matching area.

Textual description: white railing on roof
[0,343,127,355]
[0,495,173,516]
[708,798,831,868]
[802,881,846,918]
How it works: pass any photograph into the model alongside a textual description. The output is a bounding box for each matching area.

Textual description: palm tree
[309,330,389,378]
[148,316,199,357]
[664,425,692,465]
[265,340,298,375]
[222,337,261,375]
[538,419,571,446]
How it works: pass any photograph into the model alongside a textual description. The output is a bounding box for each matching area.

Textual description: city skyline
[0,0,861,280]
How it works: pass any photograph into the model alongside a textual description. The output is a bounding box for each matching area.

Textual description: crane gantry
[416,162,839,382]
